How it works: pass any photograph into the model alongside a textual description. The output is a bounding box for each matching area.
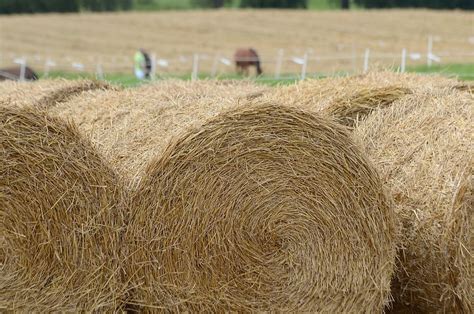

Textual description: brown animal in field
[0,66,38,81]
[234,48,262,76]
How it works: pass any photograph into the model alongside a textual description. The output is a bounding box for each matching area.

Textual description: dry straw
[355,88,473,313]
[264,71,460,113]
[48,80,270,185]
[0,106,126,311]
[124,103,397,312]
[41,79,396,311]
[0,79,116,109]
[322,86,412,127]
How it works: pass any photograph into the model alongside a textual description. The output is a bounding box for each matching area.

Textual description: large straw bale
[354,88,473,312]
[0,79,116,108]
[49,80,269,184]
[0,106,126,311]
[124,103,397,312]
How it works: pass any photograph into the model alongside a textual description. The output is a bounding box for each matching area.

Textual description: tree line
[0,0,133,14]
[0,0,472,14]
[353,0,473,9]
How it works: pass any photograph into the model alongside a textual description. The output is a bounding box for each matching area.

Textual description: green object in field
[134,51,146,79]
[134,51,145,70]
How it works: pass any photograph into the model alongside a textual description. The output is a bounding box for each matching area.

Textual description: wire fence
[1,35,473,81]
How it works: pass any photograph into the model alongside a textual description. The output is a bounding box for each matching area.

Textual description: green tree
[192,0,231,8]
[104,0,119,11]
[240,0,308,8]
[120,0,133,10]
[354,0,473,9]
[0,0,80,14]
[81,0,104,11]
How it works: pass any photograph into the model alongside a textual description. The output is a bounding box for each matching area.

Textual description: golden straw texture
[355,88,473,313]
[125,104,397,312]
[0,79,116,109]
[0,106,126,311]
[322,86,412,127]
[49,80,269,185]
[265,72,460,112]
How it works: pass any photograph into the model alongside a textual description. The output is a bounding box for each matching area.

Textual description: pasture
[1,9,472,77]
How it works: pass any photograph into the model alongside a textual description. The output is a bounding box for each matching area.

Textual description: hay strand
[35,79,116,108]
[322,86,412,127]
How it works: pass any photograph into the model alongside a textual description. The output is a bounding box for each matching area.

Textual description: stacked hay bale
[354,88,473,312]
[43,80,396,311]
[0,106,126,311]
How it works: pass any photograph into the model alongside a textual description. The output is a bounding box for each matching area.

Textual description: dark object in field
[0,66,38,81]
[234,48,262,76]
[134,49,152,80]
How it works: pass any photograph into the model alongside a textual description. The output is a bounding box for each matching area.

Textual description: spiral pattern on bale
[0,106,125,311]
[126,104,397,312]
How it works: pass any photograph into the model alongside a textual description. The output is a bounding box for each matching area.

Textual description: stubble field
[1,9,473,76]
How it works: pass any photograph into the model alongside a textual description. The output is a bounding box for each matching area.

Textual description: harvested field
[0,106,126,311]
[0,10,472,73]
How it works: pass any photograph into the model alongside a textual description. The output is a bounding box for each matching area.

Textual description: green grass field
[407,63,474,81]
[42,63,474,88]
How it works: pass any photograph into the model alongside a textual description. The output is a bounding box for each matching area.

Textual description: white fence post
[363,48,370,73]
[274,48,284,79]
[191,53,199,81]
[96,63,104,80]
[300,53,308,80]
[14,58,26,81]
[44,58,53,77]
[427,35,433,67]
[400,48,407,73]
[19,61,26,81]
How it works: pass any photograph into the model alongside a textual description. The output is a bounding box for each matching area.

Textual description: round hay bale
[355,88,473,312]
[0,79,116,109]
[125,104,397,312]
[0,106,125,311]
